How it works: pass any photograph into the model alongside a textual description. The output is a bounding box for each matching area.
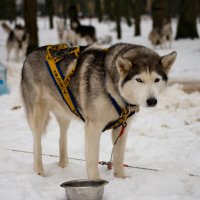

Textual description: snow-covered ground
[0,17,200,200]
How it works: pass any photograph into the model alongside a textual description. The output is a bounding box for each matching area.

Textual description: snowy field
[0,17,200,200]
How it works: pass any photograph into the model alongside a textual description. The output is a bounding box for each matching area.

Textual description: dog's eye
[155,78,160,83]
[136,78,143,83]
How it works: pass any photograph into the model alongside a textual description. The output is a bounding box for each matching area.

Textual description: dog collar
[102,94,139,131]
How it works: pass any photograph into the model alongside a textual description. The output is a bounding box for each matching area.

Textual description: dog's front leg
[112,119,131,178]
[85,121,102,179]
[55,116,70,168]
[33,132,44,176]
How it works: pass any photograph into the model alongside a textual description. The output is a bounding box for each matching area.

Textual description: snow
[0,17,200,200]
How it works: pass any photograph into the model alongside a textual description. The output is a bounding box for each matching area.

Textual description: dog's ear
[161,51,177,73]
[116,57,132,75]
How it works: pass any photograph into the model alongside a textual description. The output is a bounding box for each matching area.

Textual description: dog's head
[116,48,177,107]
[71,20,80,30]
[14,24,27,41]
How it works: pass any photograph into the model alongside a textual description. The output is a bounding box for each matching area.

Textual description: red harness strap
[116,123,126,141]
[99,123,127,170]
[114,122,127,145]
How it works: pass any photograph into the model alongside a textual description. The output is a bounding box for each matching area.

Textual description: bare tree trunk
[152,0,165,29]
[146,0,152,14]
[103,0,114,20]
[45,0,54,29]
[24,0,39,55]
[0,0,16,22]
[114,0,122,39]
[95,0,103,22]
[134,0,141,36]
[124,0,132,27]
[176,0,199,39]
[62,0,67,26]
[68,3,79,22]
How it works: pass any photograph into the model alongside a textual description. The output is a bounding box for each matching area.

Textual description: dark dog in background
[70,19,96,44]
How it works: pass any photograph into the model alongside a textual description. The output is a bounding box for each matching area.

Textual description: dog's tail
[1,22,12,33]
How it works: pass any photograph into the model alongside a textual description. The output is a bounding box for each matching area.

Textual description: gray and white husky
[2,23,29,62]
[21,43,177,179]
[149,20,173,49]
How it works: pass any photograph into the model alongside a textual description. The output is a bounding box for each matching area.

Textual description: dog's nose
[147,98,157,107]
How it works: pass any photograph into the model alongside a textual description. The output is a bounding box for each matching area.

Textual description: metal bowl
[60,179,108,200]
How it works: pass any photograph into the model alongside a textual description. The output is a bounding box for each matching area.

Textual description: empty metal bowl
[60,179,108,200]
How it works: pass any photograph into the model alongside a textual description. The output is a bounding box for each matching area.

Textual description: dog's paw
[114,172,128,179]
[35,168,45,176]
[58,159,68,168]
[34,163,45,176]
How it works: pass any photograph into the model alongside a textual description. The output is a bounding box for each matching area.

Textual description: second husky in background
[56,19,78,46]
[70,19,96,44]
[162,20,173,48]
[1,23,29,61]
[149,20,173,49]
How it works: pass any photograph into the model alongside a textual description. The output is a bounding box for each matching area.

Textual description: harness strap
[102,94,139,131]
[106,123,127,170]
[46,45,84,121]
[108,94,122,115]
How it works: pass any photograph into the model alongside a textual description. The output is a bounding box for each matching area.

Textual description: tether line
[3,148,200,178]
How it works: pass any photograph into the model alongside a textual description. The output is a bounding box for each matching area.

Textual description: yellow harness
[45,44,139,131]
[46,44,84,120]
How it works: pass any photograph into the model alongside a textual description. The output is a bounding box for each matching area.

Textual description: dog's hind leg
[85,120,102,179]
[169,36,172,49]
[112,119,132,178]
[15,46,20,62]
[55,114,70,168]
[28,99,50,176]
[6,45,11,61]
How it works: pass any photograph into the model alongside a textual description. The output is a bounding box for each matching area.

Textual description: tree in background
[124,0,132,27]
[0,0,16,22]
[103,0,114,20]
[114,0,122,39]
[176,0,199,39]
[101,0,143,39]
[131,0,141,36]
[45,0,54,29]
[62,0,68,26]
[95,0,103,22]
[151,0,171,29]
[68,3,79,22]
[146,0,152,14]
[24,0,39,55]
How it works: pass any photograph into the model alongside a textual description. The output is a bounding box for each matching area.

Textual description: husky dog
[64,29,78,46]
[57,19,78,46]
[149,20,173,49]
[98,35,112,45]
[162,20,173,48]
[1,23,29,61]
[70,19,96,44]
[148,27,163,49]
[21,43,177,179]
[56,19,65,43]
